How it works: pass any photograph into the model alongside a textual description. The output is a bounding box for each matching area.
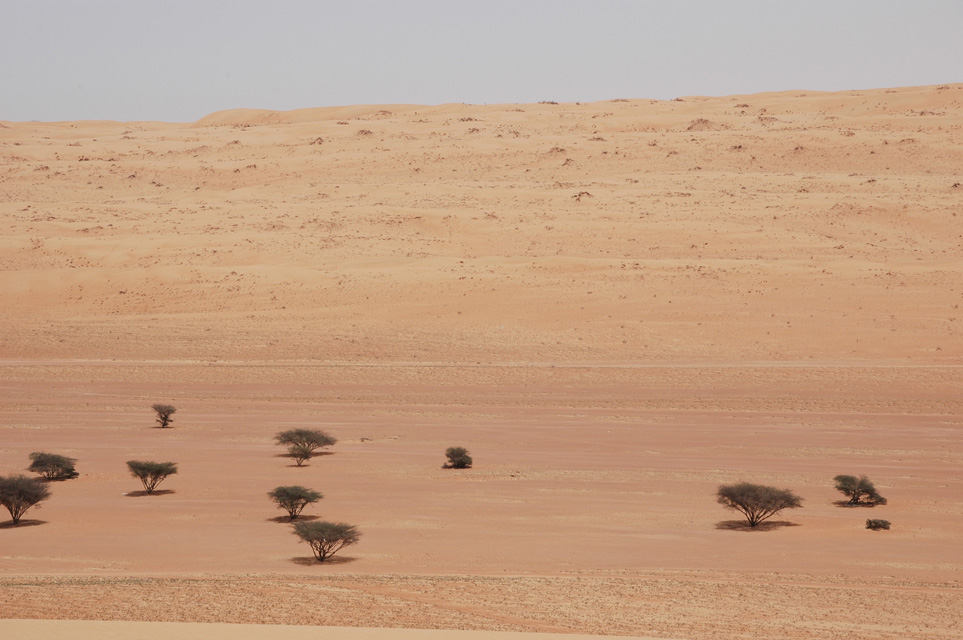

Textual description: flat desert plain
[1,85,962,639]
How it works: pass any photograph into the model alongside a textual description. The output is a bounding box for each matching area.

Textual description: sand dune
[1,85,962,638]
[1,620,667,640]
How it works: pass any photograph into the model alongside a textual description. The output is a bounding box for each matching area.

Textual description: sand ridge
[2,84,961,364]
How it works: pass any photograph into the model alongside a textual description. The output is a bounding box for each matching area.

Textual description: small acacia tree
[834,475,887,506]
[717,482,803,528]
[28,452,78,480]
[126,460,178,494]
[443,446,472,469]
[288,444,314,467]
[268,485,322,520]
[0,474,51,525]
[293,521,361,562]
[151,403,177,428]
[275,429,336,465]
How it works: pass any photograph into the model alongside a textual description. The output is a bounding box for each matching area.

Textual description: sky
[1,0,961,122]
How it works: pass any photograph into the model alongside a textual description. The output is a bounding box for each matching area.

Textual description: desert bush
[866,519,891,530]
[833,475,886,506]
[275,429,336,465]
[126,460,177,493]
[717,482,803,528]
[151,403,177,428]
[28,452,78,480]
[288,444,314,467]
[268,485,322,520]
[293,521,361,562]
[443,446,472,469]
[0,474,51,525]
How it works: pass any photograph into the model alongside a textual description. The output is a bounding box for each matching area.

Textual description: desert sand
[1,85,962,639]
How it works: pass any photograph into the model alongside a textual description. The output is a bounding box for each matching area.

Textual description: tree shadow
[266,514,320,524]
[832,500,882,508]
[0,519,47,529]
[290,555,358,566]
[124,489,176,497]
[273,451,335,459]
[715,519,800,532]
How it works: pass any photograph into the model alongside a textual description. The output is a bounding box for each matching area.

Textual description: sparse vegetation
[443,446,472,469]
[293,521,361,562]
[28,452,78,480]
[126,460,178,494]
[866,519,891,530]
[288,444,314,467]
[275,429,336,465]
[0,474,51,525]
[268,485,322,520]
[716,482,803,528]
[834,475,887,506]
[151,403,177,428]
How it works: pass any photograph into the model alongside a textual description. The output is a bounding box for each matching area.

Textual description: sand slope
[1,85,962,638]
[2,84,961,364]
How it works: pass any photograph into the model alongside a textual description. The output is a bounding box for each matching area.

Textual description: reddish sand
[1,85,961,638]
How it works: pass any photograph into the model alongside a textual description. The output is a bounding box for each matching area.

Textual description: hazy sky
[2,0,961,122]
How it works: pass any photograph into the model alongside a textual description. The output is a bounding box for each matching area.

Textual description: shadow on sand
[267,514,320,524]
[715,519,800,532]
[832,500,882,508]
[0,519,47,529]
[124,489,176,497]
[291,555,358,566]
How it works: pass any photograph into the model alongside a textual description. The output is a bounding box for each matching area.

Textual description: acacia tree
[443,446,472,469]
[275,429,336,465]
[126,460,178,494]
[833,475,887,506]
[717,482,803,528]
[288,444,314,467]
[28,452,79,480]
[293,521,361,562]
[0,474,51,525]
[268,485,323,520]
[151,404,177,428]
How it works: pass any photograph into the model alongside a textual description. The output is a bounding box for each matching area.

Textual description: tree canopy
[293,521,361,562]
[275,429,336,465]
[268,485,323,519]
[151,403,177,428]
[28,452,79,480]
[717,482,803,527]
[443,446,473,469]
[126,460,178,493]
[0,474,52,525]
[833,475,887,506]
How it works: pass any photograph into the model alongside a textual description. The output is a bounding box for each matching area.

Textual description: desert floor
[1,85,962,639]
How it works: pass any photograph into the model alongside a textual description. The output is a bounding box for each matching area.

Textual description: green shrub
[151,403,177,428]
[126,460,178,494]
[268,486,322,519]
[717,482,803,528]
[834,474,886,506]
[0,474,51,525]
[866,519,891,530]
[293,521,361,562]
[28,452,78,480]
[443,446,472,469]
[275,429,337,465]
